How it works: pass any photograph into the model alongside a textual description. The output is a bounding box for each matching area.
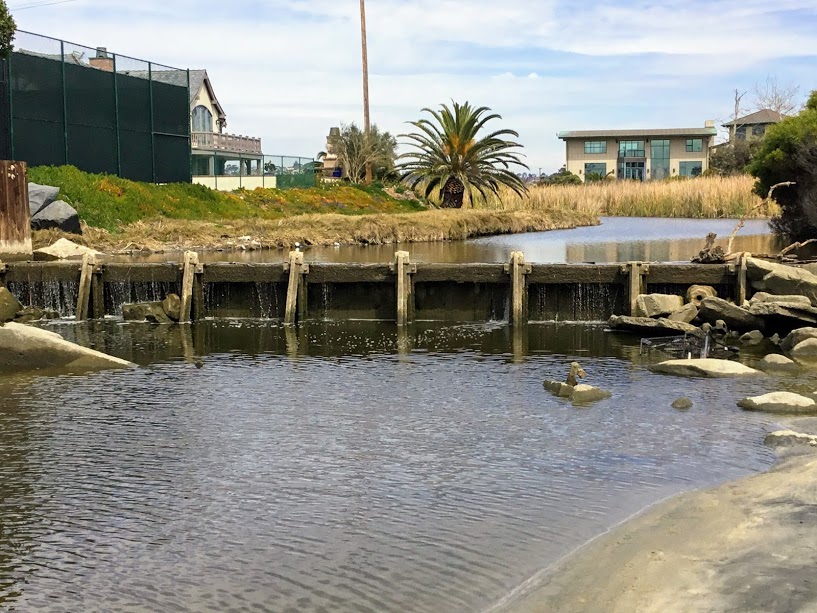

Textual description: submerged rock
[635,294,684,318]
[122,301,172,324]
[12,306,59,324]
[0,287,23,323]
[0,322,134,372]
[758,354,800,374]
[161,294,182,322]
[650,358,762,378]
[570,384,612,403]
[33,238,101,261]
[671,397,694,410]
[764,430,817,448]
[738,392,817,415]
[739,330,764,346]
[790,338,817,359]
[607,315,703,337]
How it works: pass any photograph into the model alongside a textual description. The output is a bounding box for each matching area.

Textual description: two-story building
[722,109,785,142]
[558,121,717,181]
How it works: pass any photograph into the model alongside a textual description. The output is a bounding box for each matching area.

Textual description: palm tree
[398,101,528,208]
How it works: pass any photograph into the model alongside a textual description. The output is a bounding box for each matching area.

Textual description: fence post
[0,161,32,261]
[505,251,530,326]
[113,53,122,177]
[393,251,415,326]
[6,55,15,159]
[61,40,69,165]
[624,261,648,316]
[148,62,156,183]
[284,250,304,325]
[179,251,198,323]
[75,252,96,321]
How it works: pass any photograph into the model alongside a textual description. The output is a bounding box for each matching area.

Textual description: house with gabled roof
[722,109,785,142]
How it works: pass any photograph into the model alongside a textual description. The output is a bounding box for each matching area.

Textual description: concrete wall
[564,135,713,181]
[193,176,276,191]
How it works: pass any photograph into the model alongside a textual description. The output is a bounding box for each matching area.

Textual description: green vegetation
[398,101,528,208]
[0,0,15,58]
[538,167,582,185]
[328,123,397,183]
[709,140,762,177]
[749,90,817,240]
[28,165,425,232]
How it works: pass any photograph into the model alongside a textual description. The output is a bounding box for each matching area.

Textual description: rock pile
[28,183,81,235]
[123,294,183,324]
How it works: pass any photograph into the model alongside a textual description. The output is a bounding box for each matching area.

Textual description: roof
[558,127,718,139]
[722,108,785,127]
[121,68,226,121]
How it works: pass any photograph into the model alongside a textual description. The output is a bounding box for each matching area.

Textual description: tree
[752,75,801,116]
[709,139,761,176]
[0,0,15,58]
[397,101,528,208]
[749,91,817,240]
[538,166,581,185]
[327,122,396,184]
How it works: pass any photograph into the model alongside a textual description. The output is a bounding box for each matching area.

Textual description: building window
[584,141,607,154]
[619,140,645,157]
[192,105,213,133]
[618,161,645,181]
[685,138,703,152]
[752,124,766,137]
[584,162,607,180]
[735,127,746,141]
[650,139,670,180]
[679,161,703,177]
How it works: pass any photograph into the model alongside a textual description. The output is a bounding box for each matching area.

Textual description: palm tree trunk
[441,177,465,208]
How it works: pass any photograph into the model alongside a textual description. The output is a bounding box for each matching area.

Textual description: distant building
[722,109,785,142]
[557,121,718,182]
[321,127,343,178]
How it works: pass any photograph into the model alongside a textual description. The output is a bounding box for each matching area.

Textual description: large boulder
[698,296,765,332]
[781,327,817,352]
[667,303,699,324]
[161,294,181,322]
[790,338,817,359]
[30,200,81,235]
[758,353,800,373]
[650,358,762,378]
[746,257,817,306]
[750,292,812,308]
[570,384,612,403]
[607,315,703,337]
[28,183,60,217]
[0,288,23,323]
[747,302,817,331]
[33,238,101,261]
[738,392,817,414]
[0,322,134,372]
[635,294,684,318]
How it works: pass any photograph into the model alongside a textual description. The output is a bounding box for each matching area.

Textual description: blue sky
[10,0,817,173]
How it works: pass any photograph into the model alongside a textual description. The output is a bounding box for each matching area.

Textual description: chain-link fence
[0,31,190,184]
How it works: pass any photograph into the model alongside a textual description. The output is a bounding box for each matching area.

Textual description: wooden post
[91,264,105,319]
[284,250,304,325]
[736,253,748,306]
[507,251,530,326]
[297,263,309,323]
[0,161,33,261]
[75,252,96,321]
[625,261,647,316]
[179,251,199,323]
[394,251,414,326]
[192,264,205,322]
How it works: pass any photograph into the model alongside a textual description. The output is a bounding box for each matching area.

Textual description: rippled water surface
[0,320,793,612]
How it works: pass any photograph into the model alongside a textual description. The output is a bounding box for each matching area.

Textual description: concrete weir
[0,251,745,324]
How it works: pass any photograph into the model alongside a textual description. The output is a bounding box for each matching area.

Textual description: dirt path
[499,443,817,613]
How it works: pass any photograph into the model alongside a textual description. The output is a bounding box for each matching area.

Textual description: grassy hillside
[28,166,426,232]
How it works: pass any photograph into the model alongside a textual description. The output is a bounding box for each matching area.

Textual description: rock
[746,257,817,306]
[0,322,134,372]
[770,333,781,345]
[764,430,817,448]
[790,338,817,359]
[686,285,718,307]
[30,199,81,234]
[570,384,612,403]
[781,327,817,352]
[33,238,101,261]
[698,297,765,332]
[607,315,704,337]
[650,358,762,378]
[671,397,694,410]
[758,354,800,373]
[13,306,47,324]
[635,294,684,318]
[667,303,699,324]
[28,183,60,216]
[738,392,817,414]
[750,292,812,308]
[0,287,23,323]
[161,293,181,322]
[740,330,765,345]
[747,302,817,329]
[122,301,173,324]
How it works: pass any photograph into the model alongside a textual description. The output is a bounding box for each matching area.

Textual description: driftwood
[692,232,725,264]
[725,181,796,256]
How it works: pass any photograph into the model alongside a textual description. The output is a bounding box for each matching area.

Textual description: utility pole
[360,0,372,184]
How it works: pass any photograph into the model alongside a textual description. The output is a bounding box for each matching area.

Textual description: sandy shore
[499,419,817,613]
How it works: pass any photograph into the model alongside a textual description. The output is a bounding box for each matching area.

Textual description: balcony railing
[191,131,262,155]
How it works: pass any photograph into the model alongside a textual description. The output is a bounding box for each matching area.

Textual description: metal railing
[191,132,262,155]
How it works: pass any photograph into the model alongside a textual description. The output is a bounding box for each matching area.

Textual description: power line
[11,0,81,10]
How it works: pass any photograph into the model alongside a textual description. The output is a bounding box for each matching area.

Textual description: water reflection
[110,217,779,265]
[1,320,798,612]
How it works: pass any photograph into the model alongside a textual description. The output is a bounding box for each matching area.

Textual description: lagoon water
[0,219,793,612]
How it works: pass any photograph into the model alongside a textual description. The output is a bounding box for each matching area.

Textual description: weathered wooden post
[506,251,531,326]
[75,252,97,321]
[623,261,648,316]
[179,251,199,323]
[284,250,304,325]
[91,263,105,319]
[0,161,33,261]
[192,264,205,322]
[393,251,414,326]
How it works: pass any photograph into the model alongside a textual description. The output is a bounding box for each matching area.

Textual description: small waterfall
[7,280,78,318]
[321,284,332,321]
[531,283,623,322]
[254,282,281,319]
[104,281,180,316]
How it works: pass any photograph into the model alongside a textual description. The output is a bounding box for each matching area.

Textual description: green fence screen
[0,31,191,184]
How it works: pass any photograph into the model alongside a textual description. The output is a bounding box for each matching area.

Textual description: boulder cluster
[28,183,81,234]
[0,287,59,324]
[123,294,182,324]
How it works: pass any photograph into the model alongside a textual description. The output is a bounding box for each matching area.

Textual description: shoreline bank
[31,209,600,254]
[496,419,817,613]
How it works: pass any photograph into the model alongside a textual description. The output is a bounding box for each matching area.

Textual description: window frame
[192,105,214,133]
[584,140,607,154]
[618,140,646,158]
[685,138,703,152]
[679,161,703,177]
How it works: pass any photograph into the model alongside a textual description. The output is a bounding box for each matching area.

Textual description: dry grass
[32,208,599,253]
[484,176,776,219]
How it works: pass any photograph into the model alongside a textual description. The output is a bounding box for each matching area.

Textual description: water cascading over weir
[0,250,747,325]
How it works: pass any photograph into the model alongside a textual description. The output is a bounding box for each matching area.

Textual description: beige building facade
[558,121,717,182]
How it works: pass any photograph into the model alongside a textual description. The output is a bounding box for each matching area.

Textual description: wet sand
[500,421,817,613]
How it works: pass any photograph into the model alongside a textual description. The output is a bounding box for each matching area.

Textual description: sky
[10,0,817,174]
